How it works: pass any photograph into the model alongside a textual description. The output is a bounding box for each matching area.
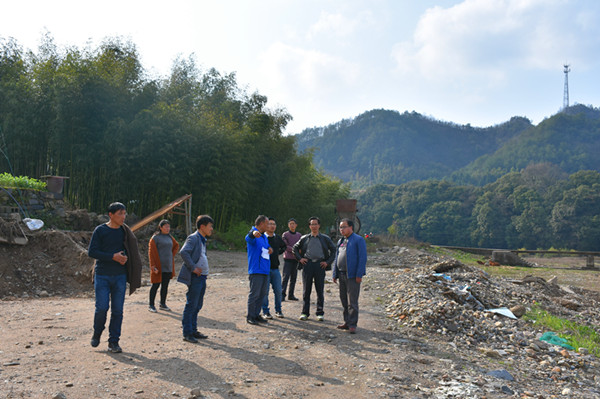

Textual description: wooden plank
[130,194,192,232]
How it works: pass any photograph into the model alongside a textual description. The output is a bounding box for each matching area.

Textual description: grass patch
[479,265,542,277]
[523,305,600,357]
[428,247,486,266]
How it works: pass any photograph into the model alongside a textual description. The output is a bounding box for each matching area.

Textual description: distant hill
[295,109,531,186]
[295,105,600,187]
[452,104,600,185]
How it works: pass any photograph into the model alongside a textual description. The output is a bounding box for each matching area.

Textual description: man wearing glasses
[332,218,367,334]
[292,217,336,321]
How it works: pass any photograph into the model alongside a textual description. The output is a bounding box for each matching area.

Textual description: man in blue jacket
[177,215,214,343]
[246,215,272,325]
[332,218,367,334]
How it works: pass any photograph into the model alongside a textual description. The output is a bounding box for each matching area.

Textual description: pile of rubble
[366,246,600,397]
[373,247,598,339]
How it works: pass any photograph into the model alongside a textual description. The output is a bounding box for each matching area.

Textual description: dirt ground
[0,243,442,399]
[3,231,600,398]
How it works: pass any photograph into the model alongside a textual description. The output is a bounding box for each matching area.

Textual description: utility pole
[563,64,570,109]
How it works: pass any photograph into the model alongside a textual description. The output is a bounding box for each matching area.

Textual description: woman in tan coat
[148,220,179,312]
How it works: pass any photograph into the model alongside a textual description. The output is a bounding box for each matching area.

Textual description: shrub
[0,173,47,191]
[214,220,253,250]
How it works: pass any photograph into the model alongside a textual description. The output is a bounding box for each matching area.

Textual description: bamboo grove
[0,36,347,231]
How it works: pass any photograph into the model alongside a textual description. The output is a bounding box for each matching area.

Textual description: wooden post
[586,255,595,269]
[185,197,192,235]
[184,198,188,235]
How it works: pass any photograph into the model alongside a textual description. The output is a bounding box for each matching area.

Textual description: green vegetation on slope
[0,36,346,231]
[358,168,600,250]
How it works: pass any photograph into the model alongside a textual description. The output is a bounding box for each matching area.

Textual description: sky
[3,0,600,134]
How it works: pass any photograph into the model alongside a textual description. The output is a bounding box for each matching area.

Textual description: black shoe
[246,318,258,325]
[183,335,198,343]
[90,332,101,348]
[108,342,122,353]
[263,313,273,320]
[159,304,171,311]
[281,297,286,302]
[288,296,299,301]
[193,331,208,339]
[256,315,269,324]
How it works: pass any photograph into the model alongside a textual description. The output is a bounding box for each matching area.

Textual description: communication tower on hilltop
[563,64,570,109]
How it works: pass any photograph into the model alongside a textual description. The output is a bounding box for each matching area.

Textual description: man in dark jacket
[88,202,142,353]
[292,216,336,321]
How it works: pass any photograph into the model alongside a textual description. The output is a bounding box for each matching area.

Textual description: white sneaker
[317,315,324,322]
[299,314,308,321]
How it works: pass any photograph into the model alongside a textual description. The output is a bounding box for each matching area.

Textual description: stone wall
[0,188,66,221]
[491,250,535,267]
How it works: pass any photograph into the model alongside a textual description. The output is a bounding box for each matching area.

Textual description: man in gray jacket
[177,215,214,343]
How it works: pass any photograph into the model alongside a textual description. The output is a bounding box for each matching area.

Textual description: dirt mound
[0,229,95,299]
[0,206,162,299]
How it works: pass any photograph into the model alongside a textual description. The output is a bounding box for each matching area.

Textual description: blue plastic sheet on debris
[432,273,452,281]
[539,331,575,350]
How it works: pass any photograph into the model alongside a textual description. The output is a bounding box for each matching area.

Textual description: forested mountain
[296,105,600,250]
[452,104,600,185]
[0,37,346,231]
[295,109,532,186]
[296,105,600,188]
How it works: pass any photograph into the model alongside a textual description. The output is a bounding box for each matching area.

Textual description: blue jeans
[247,274,269,320]
[182,274,207,336]
[94,274,127,344]
[262,268,282,314]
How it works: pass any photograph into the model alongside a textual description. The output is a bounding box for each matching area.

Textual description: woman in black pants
[148,220,180,312]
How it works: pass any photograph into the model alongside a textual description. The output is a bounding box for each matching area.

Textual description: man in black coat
[292,216,336,321]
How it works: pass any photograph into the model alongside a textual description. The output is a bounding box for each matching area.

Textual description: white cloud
[307,10,375,40]
[259,41,360,97]
[391,0,600,84]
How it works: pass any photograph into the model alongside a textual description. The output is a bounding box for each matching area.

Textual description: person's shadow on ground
[108,351,249,399]
[205,339,343,386]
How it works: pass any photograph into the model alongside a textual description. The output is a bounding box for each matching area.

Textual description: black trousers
[338,271,361,328]
[301,261,325,316]
[149,272,172,306]
[281,259,299,298]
